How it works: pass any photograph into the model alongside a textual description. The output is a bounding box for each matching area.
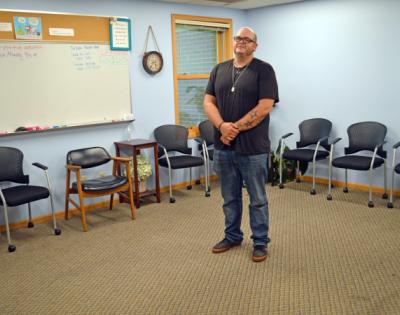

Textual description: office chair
[278,118,332,194]
[0,147,61,252]
[198,120,214,197]
[65,147,135,231]
[154,124,206,203]
[327,121,387,207]
[387,141,400,208]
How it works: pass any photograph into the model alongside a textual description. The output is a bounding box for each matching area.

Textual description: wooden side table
[114,139,161,208]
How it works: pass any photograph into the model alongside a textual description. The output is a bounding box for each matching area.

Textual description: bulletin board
[0,9,133,135]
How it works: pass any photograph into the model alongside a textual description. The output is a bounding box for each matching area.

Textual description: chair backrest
[154,124,191,154]
[67,147,111,169]
[198,120,214,147]
[346,121,387,157]
[297,118,332,150]
[0,147,29,184]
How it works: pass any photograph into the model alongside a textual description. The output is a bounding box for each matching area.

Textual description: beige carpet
[1,181,400,314]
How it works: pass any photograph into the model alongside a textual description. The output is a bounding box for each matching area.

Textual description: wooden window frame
[171,14,233,137]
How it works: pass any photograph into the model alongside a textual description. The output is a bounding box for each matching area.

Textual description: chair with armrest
[0,146,61,252]
[154,124,206,203]
[65,147,135,231]
[197,120,214,197]
[387,141,400,208]
[327,121,388,207]
[278,118,332,194]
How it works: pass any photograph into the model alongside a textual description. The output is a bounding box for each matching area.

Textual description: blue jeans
[213,149,270,246]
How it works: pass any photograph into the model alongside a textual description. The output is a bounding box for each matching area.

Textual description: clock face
[143,51,163,75]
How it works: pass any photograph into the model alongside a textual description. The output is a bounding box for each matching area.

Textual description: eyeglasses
[233,36,256,44]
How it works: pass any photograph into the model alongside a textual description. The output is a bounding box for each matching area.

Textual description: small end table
[114,139,161,208]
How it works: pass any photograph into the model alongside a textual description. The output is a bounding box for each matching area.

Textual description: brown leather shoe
[212,238,242,253]
[252,245,268,262]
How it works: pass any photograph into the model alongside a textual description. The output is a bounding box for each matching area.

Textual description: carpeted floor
[1,181,400,314]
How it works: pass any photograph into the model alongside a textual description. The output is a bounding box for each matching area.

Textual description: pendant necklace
[231,60,250,93]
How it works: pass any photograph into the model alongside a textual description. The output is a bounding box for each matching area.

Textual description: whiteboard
[0,42,132,132]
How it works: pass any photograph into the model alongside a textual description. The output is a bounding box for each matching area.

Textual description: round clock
[143,51,163,75]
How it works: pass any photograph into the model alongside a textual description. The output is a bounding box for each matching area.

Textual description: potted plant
[126,155,152,192]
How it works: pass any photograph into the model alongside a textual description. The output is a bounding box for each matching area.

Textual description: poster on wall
[109,17,131,51]
[13,16,42,40]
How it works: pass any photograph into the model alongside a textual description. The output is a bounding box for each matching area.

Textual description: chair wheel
[310,189,316,195]
[55,228,62,236]
[205,191,210,197]
[279,184,284,189]
[343,187,349,193]
[27,222,34,228]
[387,202,394,208]
[8,244,16,252]
[382,193,388,199]
[170,197,175,203]
[327,194,332,201]
[187,185,192,190]
[368,201,374,208]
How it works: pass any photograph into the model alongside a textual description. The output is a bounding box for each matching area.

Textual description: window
[171,14,233,137]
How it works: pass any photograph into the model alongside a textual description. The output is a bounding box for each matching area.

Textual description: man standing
[203,27,279,262]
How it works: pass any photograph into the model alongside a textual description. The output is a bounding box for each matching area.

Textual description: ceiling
[148,0,305,10]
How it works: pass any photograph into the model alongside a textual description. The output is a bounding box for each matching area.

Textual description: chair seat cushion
[395,163,400,174]
[72,175,127,192]
[159,155,204,169]
[0,185,49,207]
[332,155,384,171]
[282,149,329,162]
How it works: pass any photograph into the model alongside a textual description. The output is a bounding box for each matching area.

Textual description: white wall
[248,0,400,187]
[0,0,247,223]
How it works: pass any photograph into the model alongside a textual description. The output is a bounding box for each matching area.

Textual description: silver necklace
[231,61,250,93]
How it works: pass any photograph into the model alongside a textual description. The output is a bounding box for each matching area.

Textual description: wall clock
[142,26,163,75]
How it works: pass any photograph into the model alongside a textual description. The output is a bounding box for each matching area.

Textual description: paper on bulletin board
[13,16,43,40]
[110,18,131,51]
[0,22,12,32]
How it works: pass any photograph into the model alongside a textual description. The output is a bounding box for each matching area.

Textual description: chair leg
[382,161,388,199]
[187,168,192,190]
[310,160,316,195]
[78,194,88,232]
[109,194,114,210]
[48,189,61,236]
[279,146,284,189]
[1,202,16,252]
[327,159,333,201]
[128,186,136,219]
[65,170,71,220]
[204,160,210,197]
[343,169,349,193]
[27,203,34,228]
[388,167,395,208]
[296,161,301,183]
[368,168,374,208]
[168,166,175,203]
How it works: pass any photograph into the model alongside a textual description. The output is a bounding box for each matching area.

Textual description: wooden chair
[65,147,135,231]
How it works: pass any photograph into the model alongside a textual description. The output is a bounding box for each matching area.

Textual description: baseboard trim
[300,175,398,195]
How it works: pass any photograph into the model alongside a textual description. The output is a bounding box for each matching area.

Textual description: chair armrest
[280,132,293,140]
[393,141,400,149]
[317,136,329,143]
[328,137,342,146]
[32,162,48,170]
[374,140,387,151]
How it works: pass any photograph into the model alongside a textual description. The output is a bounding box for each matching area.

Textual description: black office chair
[0,147,61,252]
[154,124,206,203]
[327,121,388,207]
[278,118,332,194]
[198,120,214,197]
[65,147,135,231]
[387,141,400,208]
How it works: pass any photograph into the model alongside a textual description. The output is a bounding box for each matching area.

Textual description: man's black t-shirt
[205,58,279,155]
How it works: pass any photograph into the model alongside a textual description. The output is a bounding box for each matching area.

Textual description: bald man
[204,27,279,262]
